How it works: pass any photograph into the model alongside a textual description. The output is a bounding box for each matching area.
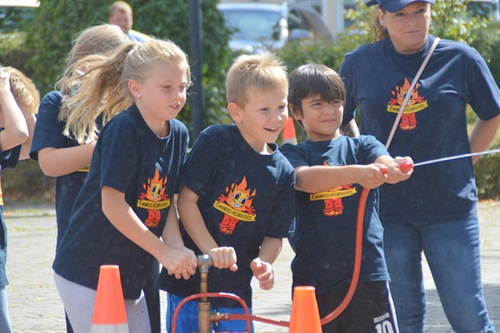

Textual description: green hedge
[0,32,34,78]
[474,146,500,199]
[2,160,56,204]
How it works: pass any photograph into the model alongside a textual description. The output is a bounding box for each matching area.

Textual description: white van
[218,1,333,53]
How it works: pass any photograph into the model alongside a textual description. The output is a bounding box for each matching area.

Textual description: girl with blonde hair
[29,23,129,333]
[0,66,39,333]
[52,38,197,332]
[31,23,129,247]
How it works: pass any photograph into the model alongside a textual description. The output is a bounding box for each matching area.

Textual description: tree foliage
[341,0,489,45]
[24,0,234,137]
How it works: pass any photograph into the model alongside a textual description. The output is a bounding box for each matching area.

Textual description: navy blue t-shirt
[280,136,390,292]
[53,105,189,299]
[30,91,88,247]
[340,35,500,224]
[158,124,295,308]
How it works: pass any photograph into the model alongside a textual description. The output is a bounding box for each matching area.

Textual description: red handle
[399,160,414,173]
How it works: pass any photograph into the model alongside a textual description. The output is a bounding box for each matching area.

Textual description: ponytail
[63,38,190,144]
[63,42,136,144]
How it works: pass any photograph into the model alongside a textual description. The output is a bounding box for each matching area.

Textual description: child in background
[29,24,130,333]
[279,63,412,333]
[30,23,129,249]
[52,39,197,332]
[158,52,296,333]
[0,66,39,333]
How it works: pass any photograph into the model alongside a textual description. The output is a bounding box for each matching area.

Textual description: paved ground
[3,201,500,332]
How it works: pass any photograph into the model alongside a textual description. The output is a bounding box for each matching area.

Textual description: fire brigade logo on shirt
[387,78,428,130]
[309,162,357,216]
[213,176,257,235]
[137,168,171,228]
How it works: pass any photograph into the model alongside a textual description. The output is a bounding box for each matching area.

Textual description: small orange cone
[282,116,297,145]
[91,265,129,332]
[289,286,322,333]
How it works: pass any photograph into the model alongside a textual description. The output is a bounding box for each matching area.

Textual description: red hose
[171,188,370,331]
[320,187,368,325]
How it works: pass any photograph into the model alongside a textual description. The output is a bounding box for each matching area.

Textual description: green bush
[23,0,233,134]
[0,32,35,78]
[2,159,55,204]
[474,146,500,199]
[470,21,500,86]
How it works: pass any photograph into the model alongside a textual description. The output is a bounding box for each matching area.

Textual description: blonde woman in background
[0,66,39,333]
[29,23,130,333]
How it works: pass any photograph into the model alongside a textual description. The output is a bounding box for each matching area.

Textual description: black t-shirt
[158,124,295,308]
[30,91,87,247]
[280,136,390,292]
[53,105,189,299]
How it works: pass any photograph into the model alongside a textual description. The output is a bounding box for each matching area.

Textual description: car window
[221,8,283,42]
[288,9,306,31]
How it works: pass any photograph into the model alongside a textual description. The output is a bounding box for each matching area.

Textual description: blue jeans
[0,286,12,333]
[383,217,496,333]
[166,293,254,333]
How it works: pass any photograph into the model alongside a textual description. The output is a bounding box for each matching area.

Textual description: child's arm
[251,236,282,290]
[295,154,413,193]
[295,164,387,193]
[38,141,96,177]
[177,186,238,272]
[161,196,196,252]
[161,200,198,278]
[101,185,197,280]
[19,110,36,160]
[161,204,185,249]
[0,70,29,152]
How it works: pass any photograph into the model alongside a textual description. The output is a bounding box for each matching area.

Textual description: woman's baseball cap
[366,0,435,12]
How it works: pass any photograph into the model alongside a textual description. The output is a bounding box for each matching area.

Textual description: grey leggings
[54,272,151,333]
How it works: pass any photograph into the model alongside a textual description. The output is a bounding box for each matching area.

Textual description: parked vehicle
[218,0,333,53]
[467,0,500,21]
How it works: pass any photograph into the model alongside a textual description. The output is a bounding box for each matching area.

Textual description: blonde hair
[64,38,191,144]
[4,66,40,116]
[226,52,288,107]
[56,24,129,120]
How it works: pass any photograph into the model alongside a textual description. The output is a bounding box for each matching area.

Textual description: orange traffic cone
[289,286,322,333]
[282,116,297,145]
[91,265,129,332]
